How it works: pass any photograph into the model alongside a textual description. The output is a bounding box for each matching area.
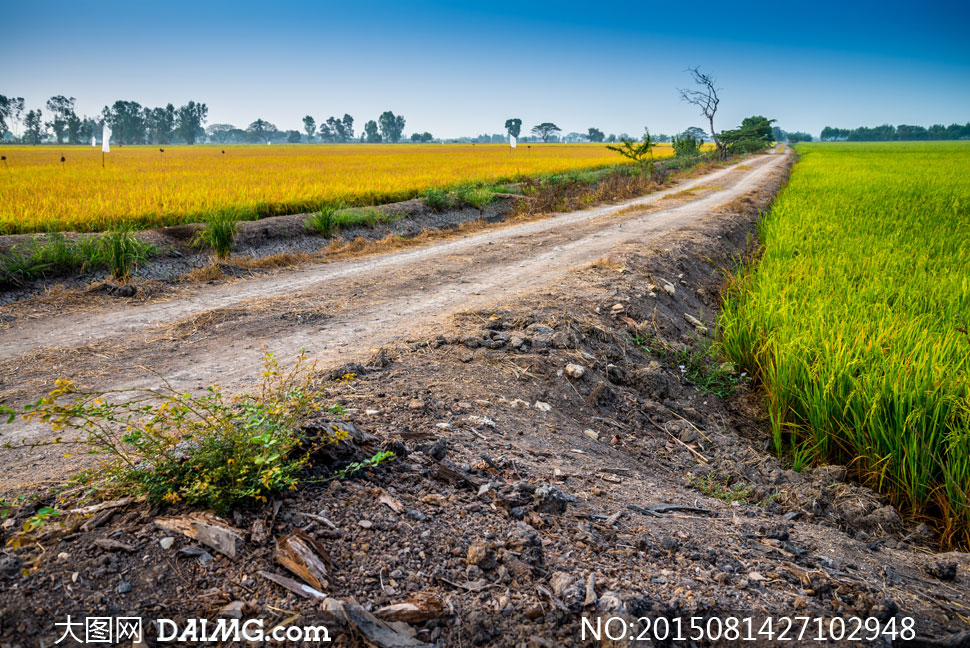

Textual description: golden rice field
[0,143,673,234]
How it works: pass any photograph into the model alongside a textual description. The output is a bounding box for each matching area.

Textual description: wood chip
[375,593,445,623]
[275,530,331,590]
[379,492,405,514]
[155,513,244,558]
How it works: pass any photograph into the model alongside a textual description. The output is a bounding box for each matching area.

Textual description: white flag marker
[510,134,517,149]
[102,124,112,153]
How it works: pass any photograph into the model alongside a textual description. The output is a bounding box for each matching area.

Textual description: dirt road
[0,150,788,452]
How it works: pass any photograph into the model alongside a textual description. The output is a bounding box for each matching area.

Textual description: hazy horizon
[2,0,968,139]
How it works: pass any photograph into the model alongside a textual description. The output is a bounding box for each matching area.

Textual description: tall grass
[718,141,970,547]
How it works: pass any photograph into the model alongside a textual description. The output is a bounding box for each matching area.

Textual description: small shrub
[673,134,702,158]
[606,128,656,174]
[424,187,451,213]
[195,213,238,260]
[11,352,345,513]
[97,227,155,280]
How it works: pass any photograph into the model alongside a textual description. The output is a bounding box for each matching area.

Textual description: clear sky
[2,0,968,138]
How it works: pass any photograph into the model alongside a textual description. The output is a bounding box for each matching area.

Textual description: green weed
[689,471,755,505]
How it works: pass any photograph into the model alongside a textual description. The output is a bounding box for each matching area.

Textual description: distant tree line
[0,94,210,145]
[820,123,970,142]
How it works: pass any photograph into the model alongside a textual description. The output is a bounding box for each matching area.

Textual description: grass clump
[718,141,970,548]
[305,204,341,238]
[423,187,451,213]
[689,471,755,505]
[0,232,155,287]
[456,185,496,211]
[633,332,742,398]
[195,212,240,260]
[98,227,154,280]
[6,352,345,513]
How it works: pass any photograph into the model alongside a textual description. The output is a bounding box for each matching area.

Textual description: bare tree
[679,66,724,158]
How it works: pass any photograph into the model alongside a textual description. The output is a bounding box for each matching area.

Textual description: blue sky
[2,0,968,138]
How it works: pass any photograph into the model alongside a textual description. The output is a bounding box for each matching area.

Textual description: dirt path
[0,150,787,455]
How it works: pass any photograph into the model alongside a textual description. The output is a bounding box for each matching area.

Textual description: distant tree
[145,104,176,144]
[364,119,381,143]
[680,126,708,142]
[341,114,354,141]
[679,66,724,158]
[718,115,776,154]
[378,111,406,143]
[104,100,147,144]
[531,122,561,142]
[24,108,44,144]
[287,130,302,143]
[786,131,813,143]
[606,133,616,143]
[79,117,98,144]
[0,95,15,136]
[410,132,422,142]
[206,123,235,143]
[410,132,433,142]
[246,119,277,143]
[175,101,207,144]
[302,115,316,141]
[587,127,605,142]
[421,132,433,142]
[45,95,77,144]
[504,118,522,139]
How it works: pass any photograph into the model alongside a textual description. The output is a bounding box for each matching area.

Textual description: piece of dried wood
[433,459,485,489]
[69,497,135,516]
[258,570,327,599]
[275,530,331,590]
[93,538,136,552]
[374,593,445,623]
[338,597,432,648]
[155,513,244,558]
[378,491,405,514]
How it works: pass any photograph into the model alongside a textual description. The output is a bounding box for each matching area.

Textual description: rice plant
[718,141,970,547]
[195,212,239,259]
[0,143,678,234]
[97,227,155,280]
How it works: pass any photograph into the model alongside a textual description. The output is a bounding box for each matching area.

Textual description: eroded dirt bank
[1,148,968,646]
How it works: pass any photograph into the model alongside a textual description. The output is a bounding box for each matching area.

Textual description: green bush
[423,187,451,213]
[12,352,345,512]
[673,134,702,158]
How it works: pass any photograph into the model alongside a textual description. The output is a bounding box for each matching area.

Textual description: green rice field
[718,141,970,547]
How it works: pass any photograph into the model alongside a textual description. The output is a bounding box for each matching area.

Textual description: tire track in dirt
[0,150,788,448]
